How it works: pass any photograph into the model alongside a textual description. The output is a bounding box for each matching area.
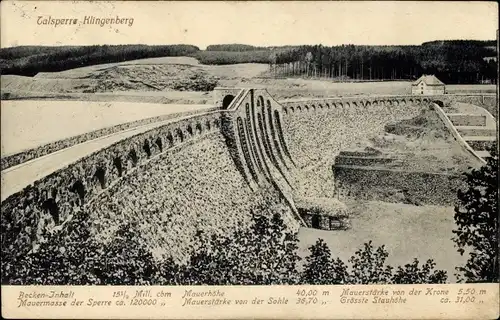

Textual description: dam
[1,88,496,263]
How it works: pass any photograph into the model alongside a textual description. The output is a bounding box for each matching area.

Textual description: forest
[269,41,498,84]
[0,40,497,84]
[0,44,200,76]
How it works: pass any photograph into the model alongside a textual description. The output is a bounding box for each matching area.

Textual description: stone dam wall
[1,90,495,261]
[280,96,428,199]
[1,107,219,171]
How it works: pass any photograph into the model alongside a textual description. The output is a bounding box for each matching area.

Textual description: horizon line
[2,38,498,50]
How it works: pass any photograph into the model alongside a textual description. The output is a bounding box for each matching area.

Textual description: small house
[411,75,445,95]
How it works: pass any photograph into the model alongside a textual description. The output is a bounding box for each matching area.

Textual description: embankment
[334,166,465,206]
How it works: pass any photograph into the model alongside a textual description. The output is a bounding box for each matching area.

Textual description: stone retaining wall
[334,165,466,206]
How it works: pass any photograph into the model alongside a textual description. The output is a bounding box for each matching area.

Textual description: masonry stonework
[2,90,494,239]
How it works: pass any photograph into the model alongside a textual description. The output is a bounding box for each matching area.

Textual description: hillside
[1,57,422,104]
[0,44,200,76]
[1,40,497,84]
[351,106,478,173]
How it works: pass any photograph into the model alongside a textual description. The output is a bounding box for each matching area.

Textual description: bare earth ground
[297,200,466,282]
[348,106,479,173]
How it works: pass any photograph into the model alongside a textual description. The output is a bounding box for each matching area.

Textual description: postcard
[1,1,499,319]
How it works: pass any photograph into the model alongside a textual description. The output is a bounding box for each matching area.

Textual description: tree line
[0,44,200,76]
[269,41,497,84]
[0,40,496,83]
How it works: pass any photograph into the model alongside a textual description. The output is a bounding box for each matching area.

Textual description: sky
[1,1,498,48]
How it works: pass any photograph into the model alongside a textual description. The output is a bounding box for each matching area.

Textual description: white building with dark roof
[411,75,445,95]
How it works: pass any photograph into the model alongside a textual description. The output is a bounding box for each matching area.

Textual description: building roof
[412,74,445,86]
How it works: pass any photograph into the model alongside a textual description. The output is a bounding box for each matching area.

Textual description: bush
[453,145,498,282]
[2,210,101,285]
[2,210,160,285]
[392,259,448,284]
[89,222,160,285]
[347,241,395,284]
[301,239,447,285]
[301,238,348,284]
[179,208,302,285]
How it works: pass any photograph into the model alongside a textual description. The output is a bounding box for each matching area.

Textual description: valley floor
[297,200,467,282]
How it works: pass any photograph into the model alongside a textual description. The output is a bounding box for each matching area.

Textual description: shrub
[2,210,160,285]
[179,208,302,285]
[392,259,448,284]
[453,145,498,282]
[3,204,448,285]
[301,239,348,284]
[301,239,447,285]
[89,222,160,285]
[347,241,394,284]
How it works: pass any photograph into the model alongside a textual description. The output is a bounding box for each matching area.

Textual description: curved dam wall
[278,93,495,198]
[1,89,300,263]
[1,89,494,262]
[280,96,426,198]
[1,106,218,171]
